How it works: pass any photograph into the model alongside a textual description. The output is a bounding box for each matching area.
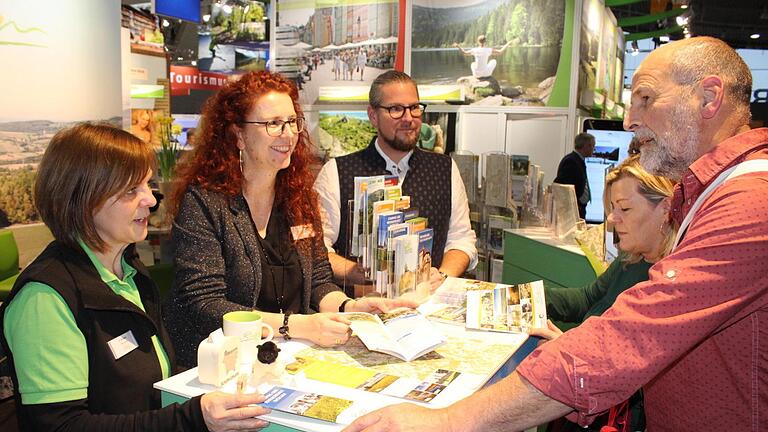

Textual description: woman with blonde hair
[531,154,677,432]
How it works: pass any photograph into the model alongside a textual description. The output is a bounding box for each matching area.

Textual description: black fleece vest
[0,242,176,427]
[334,140,452,267]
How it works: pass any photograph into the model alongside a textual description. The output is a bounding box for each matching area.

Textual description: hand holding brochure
[345,308,446,361]
[465,280,547,333]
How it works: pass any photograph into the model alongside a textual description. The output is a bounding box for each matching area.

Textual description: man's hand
[200,391,270,431]
[342,403,455,432]
[350,296,420,313]
[428,267,447,293]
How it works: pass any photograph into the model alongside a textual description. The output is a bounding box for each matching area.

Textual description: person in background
[357,48,368,81]
[453,35,511,78]
[531,154,676,432]
[314,71,477,292]
[342,36,767,432]
[333,51,342,81]
[554,132,596,219]
[165,71,414,368]
[0,123,268,431]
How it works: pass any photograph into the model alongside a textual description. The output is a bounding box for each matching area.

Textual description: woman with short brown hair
[1,123,268,431]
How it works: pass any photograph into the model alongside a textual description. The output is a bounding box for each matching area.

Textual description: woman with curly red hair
[164,71,411,367]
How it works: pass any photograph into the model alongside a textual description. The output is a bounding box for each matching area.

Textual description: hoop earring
[239,149,243,173]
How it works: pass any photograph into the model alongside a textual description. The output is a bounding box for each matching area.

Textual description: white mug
[222,311,274,364]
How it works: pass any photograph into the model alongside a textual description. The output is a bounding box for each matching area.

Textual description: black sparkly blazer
[164,186,340,367]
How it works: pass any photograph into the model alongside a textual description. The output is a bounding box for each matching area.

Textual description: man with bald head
[344,37,767,432]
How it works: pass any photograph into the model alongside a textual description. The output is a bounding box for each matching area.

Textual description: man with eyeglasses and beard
[314,71,477,293]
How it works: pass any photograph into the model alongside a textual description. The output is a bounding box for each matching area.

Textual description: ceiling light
[191,60,197,66]
[676,16,688,26]
[751,33,761,39]
[162,19,170,28]
[681,4,688,8]
[659,35,670,42]
[203,14,211,23]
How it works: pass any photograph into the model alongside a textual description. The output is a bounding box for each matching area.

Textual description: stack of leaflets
[345,307,446,361]
[351,175,434,297]
[392,228,433,299]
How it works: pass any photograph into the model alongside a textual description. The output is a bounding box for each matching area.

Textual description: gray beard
[638,104,700,181]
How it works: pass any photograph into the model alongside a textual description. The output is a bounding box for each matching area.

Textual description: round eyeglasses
[242,117,305,137]
[376,103,427,119]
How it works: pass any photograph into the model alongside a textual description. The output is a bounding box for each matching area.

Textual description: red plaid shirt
[517,128,768,431]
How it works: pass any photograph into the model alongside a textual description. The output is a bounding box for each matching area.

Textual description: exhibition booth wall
[0,0,626,269]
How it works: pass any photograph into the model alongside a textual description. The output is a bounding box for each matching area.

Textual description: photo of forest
[411,0,565,106]
[316,112,376,159]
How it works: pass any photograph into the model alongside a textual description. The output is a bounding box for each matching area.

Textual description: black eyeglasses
[376,103,427,119]
[241,118,305,137]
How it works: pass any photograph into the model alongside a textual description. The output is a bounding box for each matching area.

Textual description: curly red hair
[169,71,322,243]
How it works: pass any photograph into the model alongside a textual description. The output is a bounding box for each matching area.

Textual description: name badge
[107,330,139,360]
[290,224,315,241]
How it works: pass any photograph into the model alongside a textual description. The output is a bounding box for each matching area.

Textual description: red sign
[170,66,235,96]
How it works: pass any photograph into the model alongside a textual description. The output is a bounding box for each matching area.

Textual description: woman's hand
[349,297,420,314]
[200,391,270,431]
[294,313,352,347]
[527,320,563,342]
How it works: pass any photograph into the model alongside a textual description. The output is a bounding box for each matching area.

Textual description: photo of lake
[411,0,565,106]
[412,46,561,89]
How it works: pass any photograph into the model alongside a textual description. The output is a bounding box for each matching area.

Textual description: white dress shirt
[314,139,478,269]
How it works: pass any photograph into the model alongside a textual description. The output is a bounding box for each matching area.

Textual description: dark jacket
[0,241,205,431]
[165,186,340,367]
[554,151,588,218]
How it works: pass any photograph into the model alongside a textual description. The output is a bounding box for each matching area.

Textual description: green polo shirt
[3,242,171,405]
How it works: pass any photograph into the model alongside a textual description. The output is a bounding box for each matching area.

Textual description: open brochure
[465,280,547,333]
[420,277,547,332]
[345,308,446,361]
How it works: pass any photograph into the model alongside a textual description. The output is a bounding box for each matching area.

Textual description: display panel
[275,0,399,105]
[582,119,633,223]
[154,0,200,23]
[411,0,566,106]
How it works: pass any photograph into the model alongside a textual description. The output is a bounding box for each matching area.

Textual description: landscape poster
[410,0,566,106]
[0,1,122,230]
[275,0,400,104]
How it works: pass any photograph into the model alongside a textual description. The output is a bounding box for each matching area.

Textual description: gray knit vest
[334,139,452,267]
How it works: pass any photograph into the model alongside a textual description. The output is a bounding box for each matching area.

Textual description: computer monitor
[582,119,634,224]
